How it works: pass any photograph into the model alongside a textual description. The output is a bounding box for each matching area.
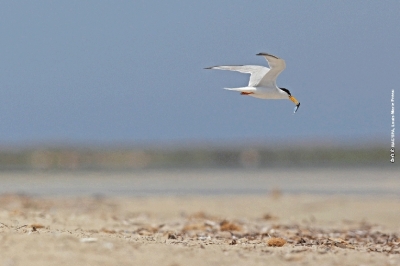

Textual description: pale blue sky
[0,1,399,146]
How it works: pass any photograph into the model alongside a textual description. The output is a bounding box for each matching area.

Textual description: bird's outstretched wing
[256,53,286,87]
[204,65,269,87]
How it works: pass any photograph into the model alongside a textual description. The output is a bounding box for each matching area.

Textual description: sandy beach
[0,169,399,265]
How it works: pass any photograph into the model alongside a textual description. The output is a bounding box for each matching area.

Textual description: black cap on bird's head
[280,87,291,96]
[280,87,300,113]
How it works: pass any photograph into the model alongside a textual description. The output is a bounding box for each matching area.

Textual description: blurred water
[0,167,399,197]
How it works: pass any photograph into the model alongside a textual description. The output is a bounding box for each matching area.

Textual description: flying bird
[205,53,300,113]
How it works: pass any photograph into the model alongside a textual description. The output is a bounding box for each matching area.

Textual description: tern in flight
[205,53,300,113]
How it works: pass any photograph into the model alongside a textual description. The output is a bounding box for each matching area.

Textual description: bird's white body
[224,86,289,99]
[206,53,300,112]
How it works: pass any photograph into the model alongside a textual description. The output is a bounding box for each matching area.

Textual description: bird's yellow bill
[289,95,300,113]
[289,95,299,105]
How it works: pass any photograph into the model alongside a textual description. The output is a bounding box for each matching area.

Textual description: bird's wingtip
[204,66,213,69]
[256,53,279,59]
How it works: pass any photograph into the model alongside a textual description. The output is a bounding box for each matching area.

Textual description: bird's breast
[251,87,288,99]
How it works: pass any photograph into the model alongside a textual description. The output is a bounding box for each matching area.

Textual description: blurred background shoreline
[0,142,397,197]
[0,142,392,171]
[1,167,398,197]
